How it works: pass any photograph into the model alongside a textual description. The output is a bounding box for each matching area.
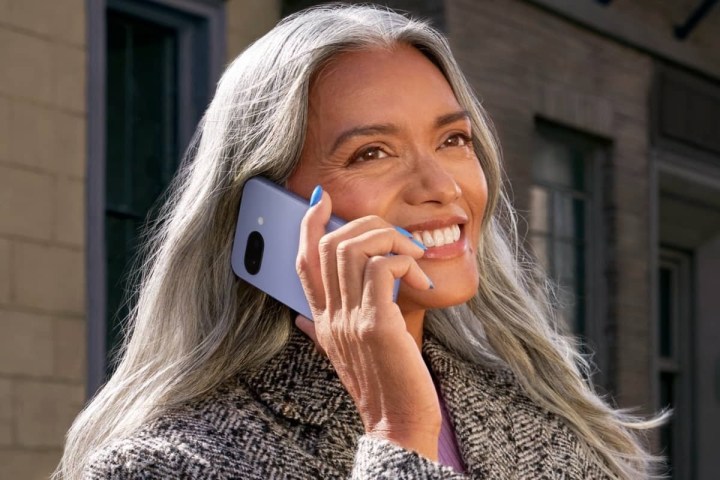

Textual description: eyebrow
[329,110,471,155]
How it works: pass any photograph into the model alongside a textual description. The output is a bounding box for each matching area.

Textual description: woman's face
[287,44,488,313]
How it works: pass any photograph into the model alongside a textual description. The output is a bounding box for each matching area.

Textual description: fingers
[361,254,433,318]
[297,188,430,319]
[334,226,427,311]
[297,189,333,315]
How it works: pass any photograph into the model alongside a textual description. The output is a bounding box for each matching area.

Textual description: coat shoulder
[82,382,277,480]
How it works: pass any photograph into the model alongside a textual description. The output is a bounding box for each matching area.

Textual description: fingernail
[426,274,435,289]
[394,226,427,250]
[309,185,323,207]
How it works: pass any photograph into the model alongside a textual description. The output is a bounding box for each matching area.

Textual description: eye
[352,146,390,163]
[440,133,472,149]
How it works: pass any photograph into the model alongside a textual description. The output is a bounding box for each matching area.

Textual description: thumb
[294,315,326,356]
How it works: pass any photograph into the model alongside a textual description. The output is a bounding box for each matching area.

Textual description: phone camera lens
[244,231,264,275]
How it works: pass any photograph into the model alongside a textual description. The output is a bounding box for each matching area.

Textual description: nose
[405,153,461,205]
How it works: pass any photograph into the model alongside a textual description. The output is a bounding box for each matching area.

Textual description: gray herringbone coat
[85,328,611,479]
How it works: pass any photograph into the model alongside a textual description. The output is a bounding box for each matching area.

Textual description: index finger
[296,187,332,316]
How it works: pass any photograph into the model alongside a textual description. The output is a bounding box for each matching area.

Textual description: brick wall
[446,0,655,412]
[0,0,87,477]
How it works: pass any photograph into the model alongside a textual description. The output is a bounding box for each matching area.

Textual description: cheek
[461,165,489,230]
[325,179,390,221]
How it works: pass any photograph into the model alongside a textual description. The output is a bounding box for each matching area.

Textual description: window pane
[554,240,577,285]
[530,234,551,273]
[553,193,573,240]
[105,10,180,373]
[573,197,586,241]
[532,123,600,339]
[534,141,573,187]
[556,284,576,332]
[533,140,585,190]
[659,266,674,358]
[534,131,586,191]
[530,186,550,234]
[659,371,675,475]
[106,12,178,215]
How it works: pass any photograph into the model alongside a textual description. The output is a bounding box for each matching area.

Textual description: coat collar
[243,327,351,427]
[242,326,513,429]
[239,327,602,478]
[421,334,521,477]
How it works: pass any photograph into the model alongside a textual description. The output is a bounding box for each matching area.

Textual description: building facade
[0,0,718,478]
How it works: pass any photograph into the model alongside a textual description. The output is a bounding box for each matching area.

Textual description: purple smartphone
[231,177,344,319]
[231,177,399,320]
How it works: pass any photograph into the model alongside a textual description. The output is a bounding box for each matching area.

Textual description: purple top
[436,382,466,473]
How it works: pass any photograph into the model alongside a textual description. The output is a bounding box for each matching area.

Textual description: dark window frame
[656,248,694,479]
[87,0,225,397]
[530,119,610,389]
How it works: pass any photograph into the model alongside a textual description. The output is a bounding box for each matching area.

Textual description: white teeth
[422,230,435,247]
[443,227,454,245]
[411,224,462,248]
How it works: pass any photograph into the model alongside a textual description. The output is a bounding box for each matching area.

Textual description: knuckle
[356,318,382,341]
[364,255,386,274]
[318,235,333,252]
[295,254,309,275]
[336,239,353,258]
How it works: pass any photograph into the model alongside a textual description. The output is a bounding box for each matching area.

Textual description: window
[657,249,693,479]
[105,9,181,369]
[529,122,607,352]
[87,0,225,393]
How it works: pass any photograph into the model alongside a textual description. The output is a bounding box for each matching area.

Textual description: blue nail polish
[309,185,323,207]
[394,226,426,250]
[410,238,427,251]
[427,275,435,289]
[394,226,413,237]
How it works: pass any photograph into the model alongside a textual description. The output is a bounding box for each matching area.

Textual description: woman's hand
[295,188,441,461]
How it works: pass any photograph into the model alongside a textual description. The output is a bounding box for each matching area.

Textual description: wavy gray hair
[56,4,665,478]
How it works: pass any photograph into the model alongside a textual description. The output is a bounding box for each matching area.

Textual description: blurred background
[1,0,719,478]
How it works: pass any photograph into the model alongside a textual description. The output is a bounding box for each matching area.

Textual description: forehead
[307,44,462,128]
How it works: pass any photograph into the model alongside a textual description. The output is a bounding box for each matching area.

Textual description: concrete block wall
[0,0,280,478]
[446,0,656,414]
[0,0,87,478]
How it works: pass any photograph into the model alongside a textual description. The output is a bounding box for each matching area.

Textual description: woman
[57,4,665,479]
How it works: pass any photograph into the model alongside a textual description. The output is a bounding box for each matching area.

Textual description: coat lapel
[243,328,363,475]
[243,327,563,478]
[244,327,349,427]
[423,334,524,479]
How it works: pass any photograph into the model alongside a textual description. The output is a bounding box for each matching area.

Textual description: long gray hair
[56,4,664,478]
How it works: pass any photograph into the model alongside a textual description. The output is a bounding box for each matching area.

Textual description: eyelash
[440,133,472,149]
[352,145,389,163]
[350,133,472,164]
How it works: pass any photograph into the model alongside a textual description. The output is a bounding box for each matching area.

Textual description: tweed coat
[85,327,611,479]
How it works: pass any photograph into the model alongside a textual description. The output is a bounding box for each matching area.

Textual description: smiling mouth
[410,224,462,248]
